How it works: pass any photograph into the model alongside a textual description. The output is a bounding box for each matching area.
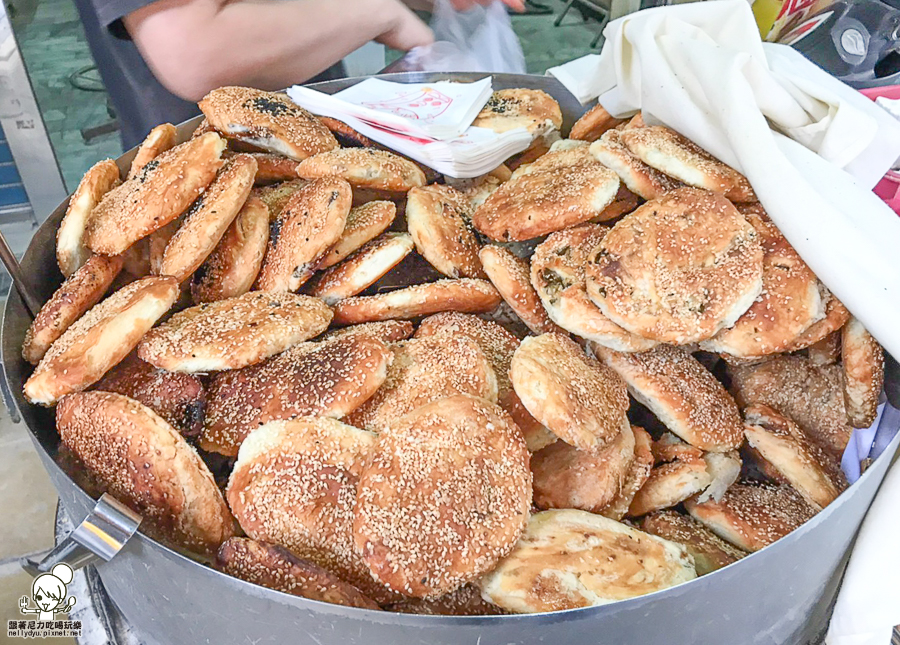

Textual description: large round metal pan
[2,73,898,645]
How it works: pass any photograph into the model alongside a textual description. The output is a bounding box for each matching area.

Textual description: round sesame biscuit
[841,317,884,428]
[216,538,379,610]
[137,292,332,372]
[84,133,227,256]
[191,194,269,303]
[252,179,306,221]
[589,128,683,200]
[385,584,507,616]
[308,233,415,306]
[297,148,426,192]
[472,145,620,242]
[414,312,556,452]
[331,279,501,326]
[639,511,747,576]
[199,87,338,160]
[592,343,745,452]
[127,123,178,180]
[700,212,823,358]
[227,418,395,603]
[345,334,498,433]
[510,333,629,454]
[479,245,562,335]
[531,420,635,513]
[256,177,352,292]
[628,456,713,517]
[318,201,397,269]
[200,334,392,457]
[57,159,121,277]
[585,188,764,344]
[685,480,817,552]
[23,254,124,365]
[743,405,844,510]
[354,394,531,598]
[472,88,563,136]
[56,391,234,556]
[407,184,485,279]
[158,154,257,282]
[599,425,654,521]
[569,102,627,142]
[530,224,657,352]
[477,509,695,613]
[322,320,414,344]
[24,276,179,406]
[618,125,756,202]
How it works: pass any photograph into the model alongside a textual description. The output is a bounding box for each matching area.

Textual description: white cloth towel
[545,2,900,643]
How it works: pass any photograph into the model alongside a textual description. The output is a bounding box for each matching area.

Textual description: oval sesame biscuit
[57,391,234,556]
[57,159,121,277]
[297,148,426,192]
[24,276,178,406]
[407,184,485,279]
[138,292,332,372]
[331,279,501,326]
[308,233,415,306]
[593,344,745,452]
[599,425,653,521]
[322,320,414,344]
[530,224,657,352]
[127,123,178,180]
[256,177,352,292]
[639,511,747,576]
[589,128,683,200]
[84,133,227,256]
[216,538,379,609]
[200,334,391,456]
[344,334,498,433]
[318,201,397,269]
[199,87,338,160]
[191,194,269,303]
[510,333,629,455]
[685,480,817,552]
[23,254,124,365]
[477,509,695,613]
[569,102,627,142]
[841,317,884,428]
[354,394,531,598]
[479,245,562,335]
[158,154,257,282]
[472,89,563,136]
[628,456,713,517]
[227,418,395,603]
[619,125,756,202]
[585,188,764,345]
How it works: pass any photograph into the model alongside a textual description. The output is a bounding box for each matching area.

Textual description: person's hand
[375,0,435,50]
[450,0,526,11]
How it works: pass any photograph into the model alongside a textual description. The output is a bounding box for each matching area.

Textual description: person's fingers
[376,6,435,51]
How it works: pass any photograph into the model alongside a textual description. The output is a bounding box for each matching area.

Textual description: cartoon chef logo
[19,564,76,621]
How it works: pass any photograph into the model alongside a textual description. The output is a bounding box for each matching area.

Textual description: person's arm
[124,0,434,101]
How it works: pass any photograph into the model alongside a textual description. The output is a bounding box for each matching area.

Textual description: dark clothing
[72,0,345,150]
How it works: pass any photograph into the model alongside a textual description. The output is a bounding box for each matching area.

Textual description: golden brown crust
[589,129,683,200]
[252,180,306,220]
[216,538,379,609]
[323,320,414,344]
[639,510,746,575]
[191,194,269,303]
[308,233,415,306]
[807,331,841,366]
[510,333,629,454]
[24,276,179,406]
[628,456,712,517]
[353,395,532,598]
[138,292,332,372]
[530,224,657,352]
[782,289,851,352]
[345,335,498,433]
[406,184,485,279]
[473,89,563,135]
[585,188,764,344]
[472,144,620,241]
[84,133,227,256]
[57,159,121,277]
[569,103,627,142]
[297,148,426,192]
[685,480,817,552]
[386,584,506,616]
[479,245,562,335]
[599,425,653,520]
[200,334,391,456]
[318,201,396,269]
[199,87,338,160]
[128,124,178,180]
[148,219,181,276]
[158,154,257,281]
[841,317,884,428]
[317,117,375,148]
[331,279,501,325]
[226,152,300,185]
[256,177,352,292]
[593,184,641,222]
[57,391,234,555]
[23,255,124,365]
[619,125,756,202]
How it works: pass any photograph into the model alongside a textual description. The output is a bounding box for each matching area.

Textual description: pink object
[861,85,900,214]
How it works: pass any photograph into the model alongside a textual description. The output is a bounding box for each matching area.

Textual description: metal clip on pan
[21,494,142,576]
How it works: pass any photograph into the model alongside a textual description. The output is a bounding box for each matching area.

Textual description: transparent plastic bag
[400,0,527,73]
